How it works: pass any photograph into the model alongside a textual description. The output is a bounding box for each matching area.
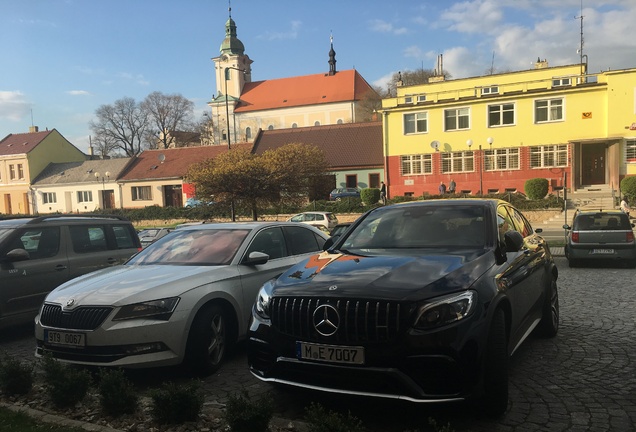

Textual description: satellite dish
[158,154,166,163]
[430,140,440,150]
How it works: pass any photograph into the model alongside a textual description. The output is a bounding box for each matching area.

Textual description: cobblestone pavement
[2,256,635,432]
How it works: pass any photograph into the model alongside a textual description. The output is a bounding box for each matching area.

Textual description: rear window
[327,213,337,222]
[573,214,631,231]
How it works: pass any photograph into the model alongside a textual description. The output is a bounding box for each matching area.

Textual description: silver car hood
[44,264,235,307]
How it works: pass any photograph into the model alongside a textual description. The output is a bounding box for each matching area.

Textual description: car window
[290,215,303,223]
[69,226,108,253]
[575,213,631,230]
[496,206,517,242]
[315,214,325,221]
[19,227,60,259]
[328,214,337,222]
[284,226,322,255]
[112,225,137,249]
[305,214,316,222]
[246,227,287,260]
[506,206,533,237]
[129,229,250,266]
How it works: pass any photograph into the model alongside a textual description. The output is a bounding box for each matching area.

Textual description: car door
[0,226,69,326]
[237,227,296,327]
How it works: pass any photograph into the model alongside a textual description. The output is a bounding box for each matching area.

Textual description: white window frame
[535,98,564,123]
[404,96,414,104]
[552,78,571,87]
[444,107,470,131]
[132,186,152,201]
[400,154,432,176]
[488,103,515,127]
[530,145,568,168]
[77,191,93,203]
[403,112,428,135]
[442,151,474,173]
[625,139,636,161]
[43,192,57,204]
[485,148,520,171]
[416,94,427,103]
[9,164,16,180]
[482,86,499,95]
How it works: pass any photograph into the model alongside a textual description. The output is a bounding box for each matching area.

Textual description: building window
[17,164,24,179]
[43,192,57,204]
[530,145,568,168]
[552,78,571,87]
[403,112,428,134]
[77,191,93,203]
[535,98,563,123]
[314,121,321,126]
[416,95,427,103]
[404,96,413,104]
[345,175,357,188]
[369,173,380,188]
[131,186,152,201]
[625,139,636,161]
[222,129,227,140]
[481,86,499,95]
[9,164,16,180]
[485,148,520,171]
[400,154,432,175]
[245,127,252,140]
[268,125,274,130]
[337,119,344,124]
[442,151,474,173]
[488,103,515,127]
[444,107,470,131]
[291,123,298,128]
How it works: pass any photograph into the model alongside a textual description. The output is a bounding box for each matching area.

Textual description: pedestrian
[620,196,631,217]
[449,178,456,194]
[439,181,447,195]
[380,181,387,205]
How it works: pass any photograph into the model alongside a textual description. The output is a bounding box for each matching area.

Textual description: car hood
[273,249,494,301]
[44,264,233,307]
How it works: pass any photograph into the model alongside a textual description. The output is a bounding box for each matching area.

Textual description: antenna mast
[576,0,586,75]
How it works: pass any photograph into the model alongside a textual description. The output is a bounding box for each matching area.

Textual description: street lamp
[223,66,246,149]
[466,138,493,195]
[94,171,110,208]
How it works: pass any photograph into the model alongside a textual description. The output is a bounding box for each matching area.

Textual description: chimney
[29,126,39,133]
[534,58,549,69]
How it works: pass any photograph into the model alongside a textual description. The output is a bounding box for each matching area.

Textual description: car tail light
[627,231,634,242]
[572,232,579,243]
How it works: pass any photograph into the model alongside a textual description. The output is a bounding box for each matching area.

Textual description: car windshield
[573,214,631,230]
[0,228,14,244]
[341,205,486,250]
[128,228,250,266]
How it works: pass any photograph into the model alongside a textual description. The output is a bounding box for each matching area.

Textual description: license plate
[45,330,85,347]
[591,249,614,254]
[297,341,364,365]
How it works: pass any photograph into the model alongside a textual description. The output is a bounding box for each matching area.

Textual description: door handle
[107,258,118,265]
[55,265,67,271]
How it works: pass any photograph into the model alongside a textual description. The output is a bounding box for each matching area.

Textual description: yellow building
[380,60,636,197]
[0,127,86,215]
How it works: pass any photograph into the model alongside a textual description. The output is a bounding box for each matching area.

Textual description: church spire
[328,32,337,76]
[220,1,245,55]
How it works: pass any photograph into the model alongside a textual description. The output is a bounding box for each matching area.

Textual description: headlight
[112,297,180,321]
[414,291,476,330]
[254,279,276,320]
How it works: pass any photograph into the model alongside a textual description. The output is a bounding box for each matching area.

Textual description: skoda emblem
[66,298,75,307]
[313,304,340,337]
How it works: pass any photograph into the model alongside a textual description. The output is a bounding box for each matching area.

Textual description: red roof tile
[236,69,375,113]
[118,144,253,181]
[0,130,54,156]
[252,122,383,169]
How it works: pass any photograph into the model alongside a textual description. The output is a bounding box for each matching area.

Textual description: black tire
[185,304,228,376]
[538,277,559,337]
[481,308,508,417]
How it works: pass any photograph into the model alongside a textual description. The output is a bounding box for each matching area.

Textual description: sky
[2,0,636,154]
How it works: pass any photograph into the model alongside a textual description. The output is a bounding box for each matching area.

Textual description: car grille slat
[271,297,403,343]
[40,304,113,330]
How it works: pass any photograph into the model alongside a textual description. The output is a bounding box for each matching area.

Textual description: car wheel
[538,277,559,337]
[481,308,508,417]
[185,304,228,376]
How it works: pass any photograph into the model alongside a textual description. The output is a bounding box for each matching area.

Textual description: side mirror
[323,236,338,250]
[534,227,543,234]
[243,251,269,266]
[504,231,524,253]
[562,224,571,230]
[4,248,30,262]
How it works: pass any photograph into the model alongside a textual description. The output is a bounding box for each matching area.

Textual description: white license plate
[591,249,614,254]
[45,330,85,347]
[297,341,364,365]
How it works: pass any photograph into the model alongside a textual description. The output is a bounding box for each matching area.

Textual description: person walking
[621,196,631,217]
[449,179,456,194]
[380,181,387,205]
[439,181,447,195]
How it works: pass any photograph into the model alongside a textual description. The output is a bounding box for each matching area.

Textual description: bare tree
[90,97,148,157]
[90,134,117,158]
[141,92,195,149]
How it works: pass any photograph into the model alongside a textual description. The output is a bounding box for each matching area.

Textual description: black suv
[0,215,141,329]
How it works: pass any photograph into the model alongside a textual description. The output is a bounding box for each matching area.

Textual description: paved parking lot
[2,256,635,432]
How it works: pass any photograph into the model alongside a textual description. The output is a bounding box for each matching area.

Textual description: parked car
[35,222,329,375]
[248,199,559,416]
[329,222,352,237]
[329,188,360,201]
[137,227,172,248]
[563,209,636,268]
[287,211,338,231]
[185,198,214,208]
[0,214,141,329]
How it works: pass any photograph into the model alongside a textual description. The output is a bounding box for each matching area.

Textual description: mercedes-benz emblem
[66,298,75,307]
[313,304,340,337]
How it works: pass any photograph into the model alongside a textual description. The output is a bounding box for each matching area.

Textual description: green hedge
[524,178,549,200]
[620,176,636,202]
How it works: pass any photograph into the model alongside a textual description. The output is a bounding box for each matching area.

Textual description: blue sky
[2,0,635,153]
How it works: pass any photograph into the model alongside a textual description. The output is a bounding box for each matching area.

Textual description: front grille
[40,304,113,330]
[271,297,404,343]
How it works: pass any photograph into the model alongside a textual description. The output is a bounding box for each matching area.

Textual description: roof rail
[26,214,130,224]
